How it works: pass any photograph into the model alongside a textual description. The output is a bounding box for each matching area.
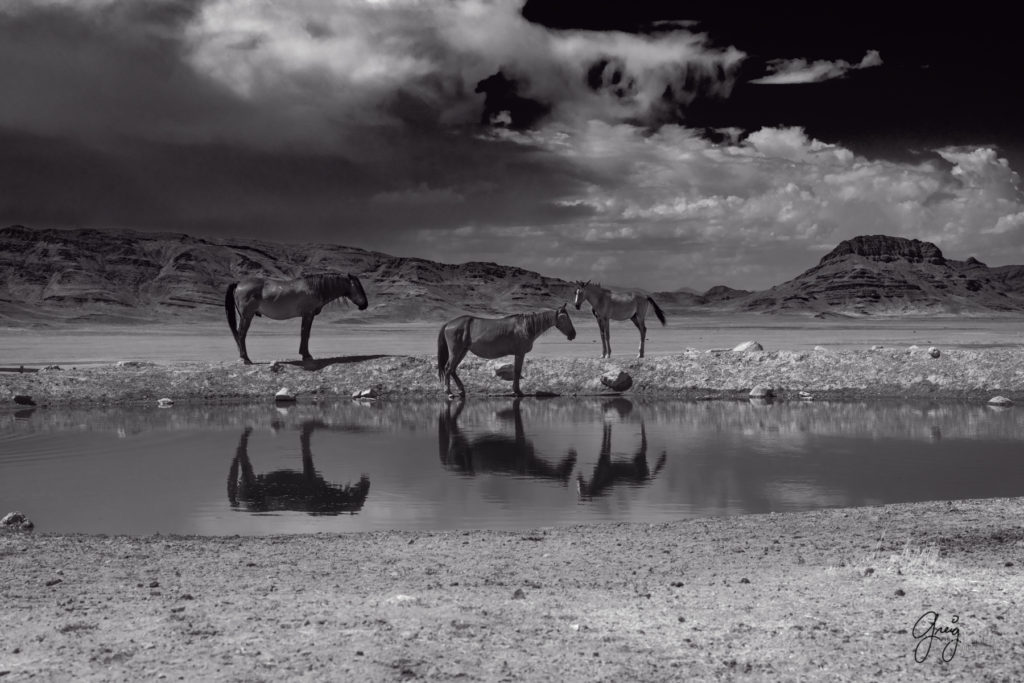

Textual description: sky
[2,1,1023,292]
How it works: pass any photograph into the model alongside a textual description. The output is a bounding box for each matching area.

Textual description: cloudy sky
[2,1,1022,292]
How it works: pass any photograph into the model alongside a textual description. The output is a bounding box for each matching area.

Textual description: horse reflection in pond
[438,399,577,483]
[577,402,667,499]
[228,421,370,515]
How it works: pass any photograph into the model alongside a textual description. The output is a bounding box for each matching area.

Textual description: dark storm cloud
[3,0,1023,291]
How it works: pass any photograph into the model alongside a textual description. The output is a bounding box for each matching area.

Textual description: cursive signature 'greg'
[912,611,961,663]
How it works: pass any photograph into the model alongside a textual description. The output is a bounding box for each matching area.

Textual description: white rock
[749,385,774,399]
[352,388,379,400]
[1,511,34,531]
[988,396,1014,407]
[275,387,297,402]
[928,346,941,358]
[813,345,829,354]
[731,340,763,353]
[156,397,174,407]
[798,391,814,401]
[870,345,884,351]
[906,345,920,353]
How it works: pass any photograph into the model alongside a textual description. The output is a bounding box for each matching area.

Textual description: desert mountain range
[1,225,1023,324]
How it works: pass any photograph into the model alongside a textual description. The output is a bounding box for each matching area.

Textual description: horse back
[462,316,526,359]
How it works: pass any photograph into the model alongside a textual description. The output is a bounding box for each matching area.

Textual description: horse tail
[225,282,239,341]
[647,296,666,325]
[436,324,449,384]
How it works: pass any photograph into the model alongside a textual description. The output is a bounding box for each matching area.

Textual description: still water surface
[2,398,1022,536]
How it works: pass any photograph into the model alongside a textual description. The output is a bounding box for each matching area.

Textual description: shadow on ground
[280,355,390,371]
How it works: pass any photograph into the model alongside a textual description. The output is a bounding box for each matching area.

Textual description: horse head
[556,303,576,340]
[348,274,369,310]
[573,280,590,310]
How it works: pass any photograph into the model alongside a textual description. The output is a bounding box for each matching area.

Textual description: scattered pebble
[512,588,526,600]
[928,346,941,358]
[601,369,633,392]
[494,364,515,381]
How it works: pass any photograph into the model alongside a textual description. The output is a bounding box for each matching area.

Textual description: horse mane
[522,309,555,339]
[305,273,348,301]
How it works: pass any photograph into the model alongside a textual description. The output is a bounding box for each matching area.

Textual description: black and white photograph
[2,1,1023,679]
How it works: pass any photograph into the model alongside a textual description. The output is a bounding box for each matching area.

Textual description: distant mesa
[737,234,1024,316]
[820,234,946,265]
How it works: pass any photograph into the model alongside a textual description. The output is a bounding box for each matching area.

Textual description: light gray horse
[573,280,665,358]
[436,304,576,398]
[225,273,368,364]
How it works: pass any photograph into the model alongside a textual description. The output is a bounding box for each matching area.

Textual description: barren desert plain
[3,314,1024,681]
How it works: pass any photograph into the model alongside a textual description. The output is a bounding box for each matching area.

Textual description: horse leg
[601,317,611,358]
[512,353,525,397]
[299,313,314,361]
[631,313,646,358]
[237,312,255,364]
[447,346,470,398]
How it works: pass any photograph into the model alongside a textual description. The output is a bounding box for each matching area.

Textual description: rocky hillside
[3,227,1024,323]
[737,235,1024,316]
[0,225,576,324]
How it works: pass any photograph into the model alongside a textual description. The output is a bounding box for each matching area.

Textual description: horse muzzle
[358,302,368,310]
[568,331,577,341]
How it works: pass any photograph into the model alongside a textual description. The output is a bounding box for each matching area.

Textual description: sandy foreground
[3,347,1024,681]
[1,498,1023,681]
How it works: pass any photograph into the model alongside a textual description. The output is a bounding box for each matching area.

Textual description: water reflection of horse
[227,420,370,515]
[225,272,369,364]
[577,400,667,499]
[438,399,577,482]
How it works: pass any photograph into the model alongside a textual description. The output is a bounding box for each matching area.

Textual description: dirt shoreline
[2,346,1023,407]
[2,497,1023,681]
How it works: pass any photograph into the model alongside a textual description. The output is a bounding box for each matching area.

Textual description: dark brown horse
[436,304,576,398]
[225,273,368,364]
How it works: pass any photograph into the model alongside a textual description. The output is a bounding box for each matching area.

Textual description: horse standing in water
[573,280,665,358]
[225,273,368,364]
[437,304,576,398]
